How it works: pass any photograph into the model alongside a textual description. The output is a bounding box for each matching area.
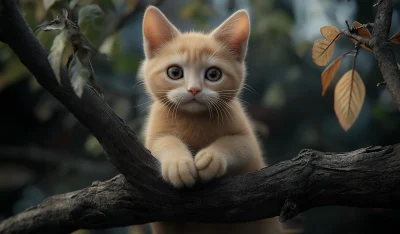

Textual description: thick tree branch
[1,0,400,233]
[370,0,400,109]
[1,144,400,234]
[0,0,163,190]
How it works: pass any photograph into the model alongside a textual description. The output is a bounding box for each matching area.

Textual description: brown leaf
[349,21,372,52]
[389,31,400,44]
[321,53,347,96]
[352,21,371,39]
[312,39,336,66]
[320,26,340,40]
[334,70,365,131]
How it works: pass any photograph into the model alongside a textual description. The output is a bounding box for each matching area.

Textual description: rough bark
[0,0,400,234]
[1,145,400,234]
[370,0,400,109]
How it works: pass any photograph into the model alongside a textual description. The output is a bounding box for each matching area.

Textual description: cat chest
[170,123,227,152]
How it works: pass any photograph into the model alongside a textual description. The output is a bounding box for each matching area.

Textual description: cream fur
[140,6,282,234]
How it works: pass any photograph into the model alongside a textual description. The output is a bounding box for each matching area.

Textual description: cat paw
[194,149,227,182]
[161,157,197,189]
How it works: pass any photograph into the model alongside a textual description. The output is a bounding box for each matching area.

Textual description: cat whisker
[131,99,153,108]
[219,95,249,105]
[131,80,145,89]
[219,100,235,121]
[243,84,259,94]
[203,96,214,121]
[209,98,223,125]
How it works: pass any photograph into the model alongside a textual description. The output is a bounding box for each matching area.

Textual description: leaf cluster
[311,21,400,131]
[35,7,103,98]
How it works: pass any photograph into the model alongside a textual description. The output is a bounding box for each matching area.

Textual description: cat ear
[211,10,250,61]
[142,6,181,59]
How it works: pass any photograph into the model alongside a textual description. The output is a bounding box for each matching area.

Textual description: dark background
[1,0,400,233]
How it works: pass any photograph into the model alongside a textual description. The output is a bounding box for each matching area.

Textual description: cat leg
[151,135,197,188]
[194,134,261,181]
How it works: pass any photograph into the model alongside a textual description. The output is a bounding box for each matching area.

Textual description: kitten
[140,6,282,234]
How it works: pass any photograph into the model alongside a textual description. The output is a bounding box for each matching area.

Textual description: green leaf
[68,53,91,97]
[78,4,105,48]
[48,30,73,84]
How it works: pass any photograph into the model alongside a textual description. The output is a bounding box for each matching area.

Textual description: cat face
[140,6,250,113]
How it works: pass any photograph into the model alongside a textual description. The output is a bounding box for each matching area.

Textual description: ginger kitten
[140,6,282,234]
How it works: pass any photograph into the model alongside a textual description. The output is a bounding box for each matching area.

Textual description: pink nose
[188,88,201,96]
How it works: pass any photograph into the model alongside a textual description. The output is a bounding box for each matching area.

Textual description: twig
[341,29,372,48]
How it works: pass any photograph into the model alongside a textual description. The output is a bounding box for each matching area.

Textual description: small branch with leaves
[312,10,400,131]
[35,8,102,98]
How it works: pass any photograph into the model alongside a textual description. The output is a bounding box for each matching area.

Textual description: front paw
[194,148,227,182]
[161,157,197,189]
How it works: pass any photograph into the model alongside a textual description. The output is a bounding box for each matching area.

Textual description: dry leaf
[349,21,372,52]
[352,21,371,38]
[320,26,340,40]
[312,39,336,66]
[48,30,73,84]
[389,32,400,44]
[334,70,365,131]
[69,53,91,98]
[321,53,347,96]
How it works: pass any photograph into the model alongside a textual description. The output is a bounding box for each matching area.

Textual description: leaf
[352,21,371,38]
[35,9,68,32]
[78,4,105,48]
[321,51,353,96]
[349,21,372,52]
[48,30,73,84]
[68,53,91,97]
[334,70,365,131]
[312,39,336,66]
[320,26,340,40]
[389,31,400,44]
[321,53,347,96]
[98,33,117,57]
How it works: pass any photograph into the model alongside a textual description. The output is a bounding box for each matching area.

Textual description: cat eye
[205,67,222,81]
[167,66,184,80]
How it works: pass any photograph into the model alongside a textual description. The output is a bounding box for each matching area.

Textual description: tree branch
[341,29,372,48]
[1,144,400,234]
[0,0,163,189]
[370,0,400,109]
[1,0,400,233]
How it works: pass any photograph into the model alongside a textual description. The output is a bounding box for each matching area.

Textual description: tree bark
[370,0,400,109]
[1,145,400,234]
[0,0,400,234]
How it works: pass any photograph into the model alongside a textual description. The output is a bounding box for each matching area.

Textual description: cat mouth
[184,98,202,104]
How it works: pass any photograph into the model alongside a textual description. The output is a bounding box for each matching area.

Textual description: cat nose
[188,87,201,96]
